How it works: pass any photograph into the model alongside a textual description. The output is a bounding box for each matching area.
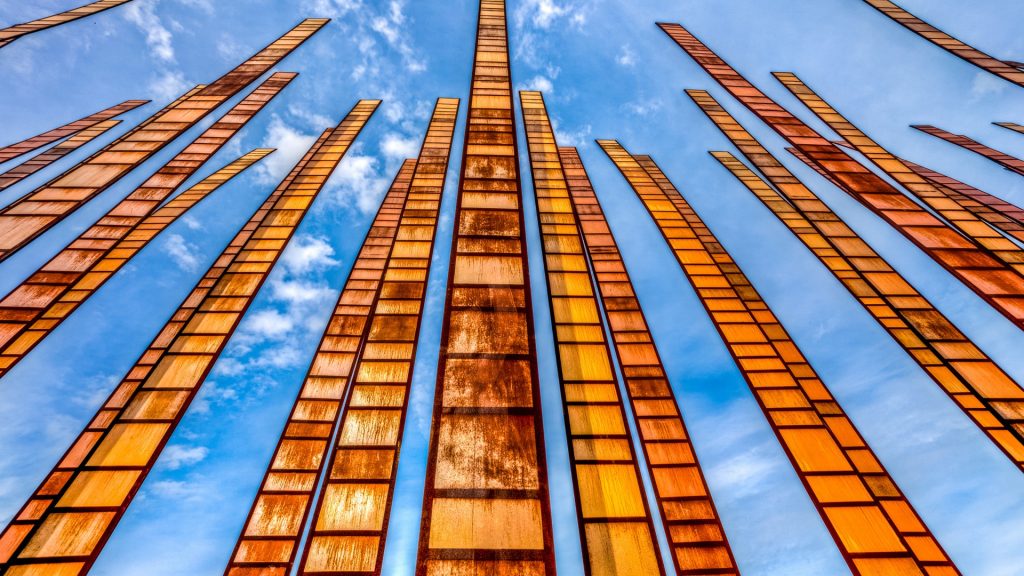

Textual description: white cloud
[124,0,176,63]
[554,122,592,148]
[515,0,576,29]
[280,235,339,275]
[617,44,636,67]
[970,71,1008,100]
[242,309,295,340]
[149,70,189,102]
[326,153,389,214]
[380,132,420,161]
[257,116,317,184]
[161,445,209,470]
[162,233,200,271]
[622,96,663,116]
[521,75,554,93]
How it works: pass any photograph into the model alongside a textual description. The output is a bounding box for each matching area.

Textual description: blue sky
[1,0,1024,574]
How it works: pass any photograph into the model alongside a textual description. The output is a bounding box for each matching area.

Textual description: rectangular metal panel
[520,91,665,576]
[599,140,960,576]
[658,22,1024,331]
[415,2,557,574]
[0,100,378,575]
[0,1,135,48]
[0,72,294,379]
[862,0,1024,88]
[690,86,1024,470]
[0,100,147,165]
[0,120,122,191]
[558,146,739,575]
[0,19,327,260]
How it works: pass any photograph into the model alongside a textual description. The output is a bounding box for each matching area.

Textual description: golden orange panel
[303,536,379,573]
[576,464,647,519]
[584,523,662,576]
[435,414,540,490]
[20,512,114,558]
[428,499,544,551]
[314,484,388,531]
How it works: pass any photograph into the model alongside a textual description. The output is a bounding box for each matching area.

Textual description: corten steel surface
[415,2,557,574]
[860,0,1024,89]
[0,72,295,380]
[599,140,960,576]
[773,73,1024,278]
[0,100,147,165]
[912,125,1024,178]
[0,19,327,262]
[295,98,459,576]
[520,92,665,576]
[224,158,416,576]
[0,120,122,191]
[0,100,379,575]
[994,122,1024,136]
[0,1,135,48]
[659,23,1024,331]
[900,158,1024,241]
[691,89,1024,469]
[559,146,739,575]
[0,149,272,380]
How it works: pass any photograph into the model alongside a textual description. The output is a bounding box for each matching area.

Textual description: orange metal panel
[862,0,1024,89]
[0,19,327,261]
[689,88,1024,470]
[0,120,122,191]
[0,72,295,379]
[558,146,738,575]
[0,1,135,48]
[0,100,378,575]
[415,3,556,574]
[599,140,960,576]
[658,22,1024,331]
[520,91,665,576]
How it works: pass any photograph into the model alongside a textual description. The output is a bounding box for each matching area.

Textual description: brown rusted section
[600,140,961,576]
[0,1,136,48]
[913,125,1024,178]
[658,22,1024,331]
[0,19,327,261]
[0,120,122,191]
[415,3,557,575]
[0,73,295,380]
[0,100,379,575]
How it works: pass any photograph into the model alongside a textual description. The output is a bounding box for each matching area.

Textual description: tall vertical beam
[912,125,1024,178]
[295,98,459,576]
[0,72,295,379]
[415,2,557,574]
[0,101,379,575]
[0,0,135,48]
[520,91,665,576]
[772,73,1024,276]
[0,120,122,191]
[861,0,1024,89]
[224,158,416,576]
[901,158,1024,235]
[0,19,327,261]
[690,87,1024,469]
[559,147,739,575]
[600,140,960,576]
[658,22,1024,331]
[0,100,147,165]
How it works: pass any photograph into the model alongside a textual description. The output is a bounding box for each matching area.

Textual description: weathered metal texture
[860,0,1024,88]
[658,22,1024,331]
[520,91,665,576]
[774,72,1024,274]
[599,140,960,576]
[559,146,739,575]
[691,88,1024,470]
[0,100,147,164]
[0,120,122,191]
[415,3,557,575]
[0,100,379,575]
[912,125,1024,178]
[0,0,135,48]
[900,158,1024,242]
[0,72,295,379]
[292,98,458,576]
[0,19,327,261]
[994,122,1024,136]
[224,158,416,576]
